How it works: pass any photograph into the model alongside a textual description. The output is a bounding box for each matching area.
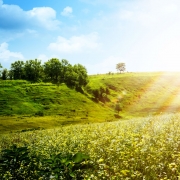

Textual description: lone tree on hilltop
[116,63,126,73]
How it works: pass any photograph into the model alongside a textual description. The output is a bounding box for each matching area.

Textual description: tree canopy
[116,63,126,73]
[0,58,89,92]
[24,59,43,82]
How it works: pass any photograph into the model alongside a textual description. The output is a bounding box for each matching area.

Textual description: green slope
[1,72,180,133]
[0,80,114,133]
[87,72,180,117]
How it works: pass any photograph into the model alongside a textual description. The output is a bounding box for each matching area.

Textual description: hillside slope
[1,72,180,133]
[0,80,114,133]
[87,72,180,117]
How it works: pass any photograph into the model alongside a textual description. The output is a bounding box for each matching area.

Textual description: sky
[1,0,180,74]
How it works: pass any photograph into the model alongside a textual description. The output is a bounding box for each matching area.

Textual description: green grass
[1,72,180,133]
[88,72,180,117]
[2,72,180,178]
[0,80,114,133]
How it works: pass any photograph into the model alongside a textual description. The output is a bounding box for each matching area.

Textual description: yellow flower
[98,158,104,163]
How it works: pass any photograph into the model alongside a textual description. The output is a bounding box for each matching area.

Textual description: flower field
[1,113,180,179]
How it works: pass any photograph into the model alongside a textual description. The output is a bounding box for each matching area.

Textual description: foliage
[43,59,89,90]
[1,114,180,179]
[44,58,64,83]
[2,69,8,80]
[64,64,79,88]
[116,62,126,73]
[24,59,43,82]
[0,145,89,179]
[73,64,89,90]
[11,60,25,80]
[0,145,39,179]
[0,63,3,78]
[40,152,90,179]
[8,58,88,90]
[85,85,110,103]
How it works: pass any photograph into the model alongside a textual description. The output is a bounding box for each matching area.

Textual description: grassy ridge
[0,80,111,116]
[1,72,180,133]
[88,72,180,117]
[0,80,113,133]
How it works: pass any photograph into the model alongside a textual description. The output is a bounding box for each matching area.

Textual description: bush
[0,145,90,180]
[0,145,39,179]
[35,111,44,116]
[87,86,110,103]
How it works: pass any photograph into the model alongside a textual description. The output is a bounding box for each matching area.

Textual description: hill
[87,72,180,117]
[1,72,180,133]
[0,80,115,133]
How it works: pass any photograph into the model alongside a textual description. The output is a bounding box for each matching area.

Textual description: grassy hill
[87,72,180,117]
[1,72,180,133]
[1,72,180,179]
[0,80,114,133]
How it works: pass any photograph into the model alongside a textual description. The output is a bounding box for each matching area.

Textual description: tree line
[0,59,89,91]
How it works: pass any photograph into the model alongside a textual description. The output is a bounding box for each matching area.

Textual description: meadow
[1,113,180,179]
[1,72,180,179]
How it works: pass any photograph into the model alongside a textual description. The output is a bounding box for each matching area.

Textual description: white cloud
[61,6,73,17]
[0,3,27,29]
[0,1,60,30]
[0,42,24,61]
[27,7,60,30]
[48,32,100,53]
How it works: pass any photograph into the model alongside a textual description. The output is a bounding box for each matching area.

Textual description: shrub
[0,145,90,180]
[35,111,44,116]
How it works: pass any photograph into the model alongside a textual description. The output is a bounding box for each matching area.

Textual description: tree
[64,64,79,88]
[60,59,69,81]
[0,63,2,79]
[73,64,89,86]
[11,61,25,80]
[24,59,43,82]
[8,70,13,80]
[116,63,126,73]
[2,69,8,80]
[64,63,89,92]
[44,58,62,83]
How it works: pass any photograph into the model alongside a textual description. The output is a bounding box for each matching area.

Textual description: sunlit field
[1,72,180,179]
[1,113,180,179]
[2,0,180,178]
[88,72,180,117]
[1,72,180,133]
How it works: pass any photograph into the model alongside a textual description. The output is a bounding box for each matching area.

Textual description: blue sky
[1,0,180,74]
